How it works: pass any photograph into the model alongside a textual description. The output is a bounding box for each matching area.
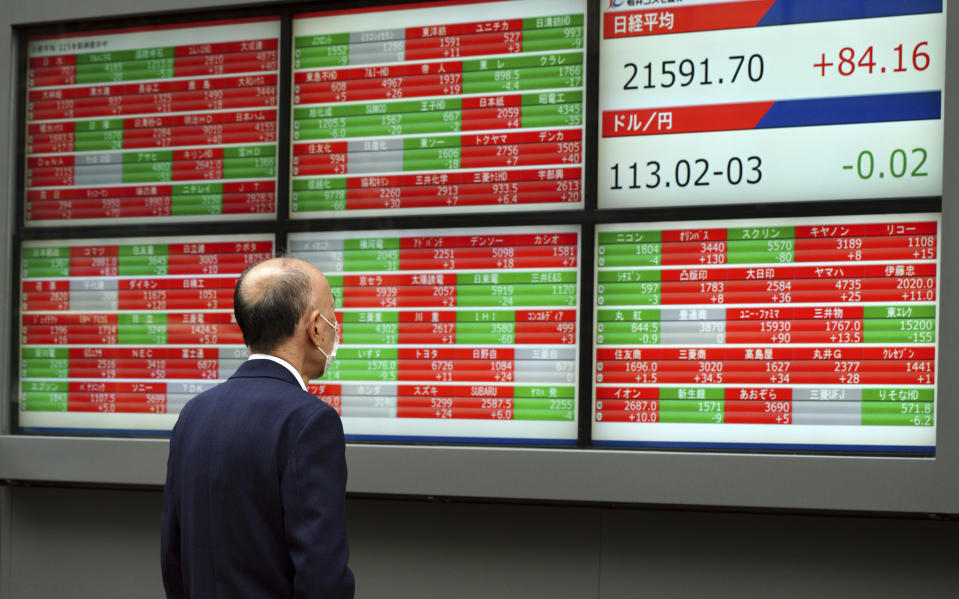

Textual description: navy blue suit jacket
[161,359,354,598]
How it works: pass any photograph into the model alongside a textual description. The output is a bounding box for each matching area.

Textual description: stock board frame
[1,0,957,515]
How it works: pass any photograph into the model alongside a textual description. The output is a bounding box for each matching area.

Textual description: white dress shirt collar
[247,354,308,391]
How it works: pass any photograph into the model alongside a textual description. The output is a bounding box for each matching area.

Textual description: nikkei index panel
[291,0,585,218]
[598,1,945,208]
[291,226,580,444]
[593,214,939,454]
[25,17,280,226]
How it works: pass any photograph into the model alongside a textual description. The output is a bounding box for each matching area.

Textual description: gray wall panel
[599,508,959,599]
[0,487,11,599]
[3,487,958,599]
[347,498,602,599]
[7,486,165,599]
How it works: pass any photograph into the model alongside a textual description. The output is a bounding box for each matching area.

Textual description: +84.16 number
[610,156,762,190]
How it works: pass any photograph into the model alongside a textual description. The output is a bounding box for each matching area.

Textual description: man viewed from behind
[161,257,354,598]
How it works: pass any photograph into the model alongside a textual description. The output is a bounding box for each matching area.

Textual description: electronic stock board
[18,225,581,441]
[599,1,946,207]
[12,0,949,457]
[24,17,280,225]
[19,236,273,432]
[16,1,587,442]
[593,214,940,453]
[291,225,580,443]
[291,0,586,217]
[592,0,946,453]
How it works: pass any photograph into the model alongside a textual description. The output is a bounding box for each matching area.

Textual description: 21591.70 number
[623,55,764,89]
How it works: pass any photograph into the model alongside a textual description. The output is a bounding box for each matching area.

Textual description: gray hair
[233,258,313,352]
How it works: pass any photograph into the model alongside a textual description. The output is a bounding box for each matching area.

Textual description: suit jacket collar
[229,358,305,389]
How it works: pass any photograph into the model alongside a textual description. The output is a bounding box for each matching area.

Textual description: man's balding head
[234,257,330,353]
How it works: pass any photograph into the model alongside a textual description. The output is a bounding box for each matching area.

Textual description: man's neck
[251,348,309,389]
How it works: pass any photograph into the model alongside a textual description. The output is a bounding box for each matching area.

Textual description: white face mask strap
[317,313,338,358]
[320,314,336,330]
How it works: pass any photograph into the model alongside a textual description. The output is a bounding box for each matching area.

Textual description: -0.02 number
[842,147,928,180]
[610,156,762,190]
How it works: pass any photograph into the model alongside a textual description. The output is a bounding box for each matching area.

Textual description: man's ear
[307,310,322,346]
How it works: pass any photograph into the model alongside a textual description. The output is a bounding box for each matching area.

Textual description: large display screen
[593,214,939,453]
[598,1,946,208]
[290,225,580,443]
[25,17,279,225]
[290,0,585,218]
[12,3,949,459]
[18,235,273,433]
